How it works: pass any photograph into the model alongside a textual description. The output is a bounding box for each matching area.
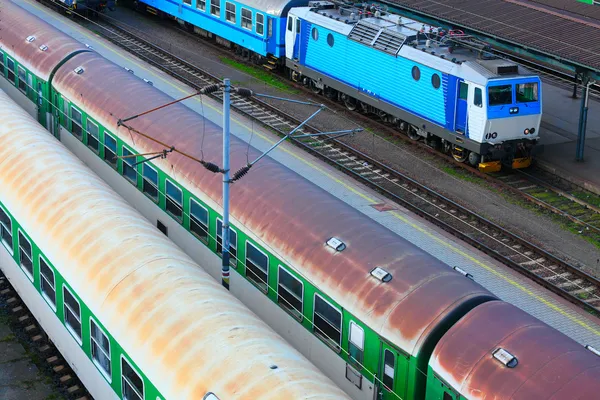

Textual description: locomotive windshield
[516,82,539,103]
[488,85,513,106]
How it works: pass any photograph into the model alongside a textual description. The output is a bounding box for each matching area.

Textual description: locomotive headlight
[530,128,536,134]
[524,129,530,135]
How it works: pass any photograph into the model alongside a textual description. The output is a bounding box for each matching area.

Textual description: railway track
[72,17,600,316]
[0,272,92,400]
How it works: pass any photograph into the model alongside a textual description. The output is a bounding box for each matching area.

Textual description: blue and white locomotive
[132,0,542,170]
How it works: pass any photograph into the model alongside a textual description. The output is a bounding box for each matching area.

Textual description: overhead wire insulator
[232,165,251,182]
[235,88,254,97]
[201,84,221,94]
[201,160,222,173]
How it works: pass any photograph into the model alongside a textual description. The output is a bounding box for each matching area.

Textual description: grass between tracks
[219,56,298,94]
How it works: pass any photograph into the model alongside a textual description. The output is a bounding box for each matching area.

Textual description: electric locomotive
[51,0,116,14]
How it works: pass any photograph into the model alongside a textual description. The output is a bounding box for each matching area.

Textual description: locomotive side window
[474,88,483,107]
[6,57,15,83]
[383,350,395,389]
[277,266,303,319]
[104,133,118,168]
[411,66,420,81]
[256,13,264,35]
[142,164,159,202]
[63,285,82,342]
[287,16,293,32]
[0,206,12,253]
[40,257,56,309]
[516,82,538,103]
[431,73,441,89]
[190,198,209,242]
[197,0,206,11]
[210,0,220,17]
[246,242,269,292]
[71,107,83,138]
[225,2,236,23]
[216,219,237,264]
[165,179,183,221]
[87,120,100,154]
[18,231,33,281]
[241,8,252,30]
[121,357,144,400]
[122,147,138,184]
[488,85,512,106]
[313,294,342,351]
[459,82,468,99]
[312,27,318,41]
[327,33,334,47]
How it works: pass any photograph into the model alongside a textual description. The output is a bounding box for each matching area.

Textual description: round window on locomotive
[312,27,319,41]
[412,66,420,81]
[327,33,334,47]
[431,73,441,89]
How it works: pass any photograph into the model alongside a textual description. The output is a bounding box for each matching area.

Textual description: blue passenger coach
[138,0,307,59]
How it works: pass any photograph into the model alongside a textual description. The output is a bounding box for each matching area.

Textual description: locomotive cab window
[122,147,138,184]
[18,231,33,281]
[104,133,117,168]
[165,179,183,221]
[313,294,342,351]
[459,82,468,100]
[383,349,395,390]
[40,257,56,310]
[63,285,82,343]
[142,164,159,202]
[517,82,538,103]
[0,206,12,253]
[197,0,206,11]
[474,88,483,107]
[488,85,512,106]
[246,242,269,293]
[216,219,237,265]
[241,8,252,30]
[121,357,144,400]
[6,57,15,83]
[277,266,303,320]
[87,120,100,153]
[18,66,26,93]
[91,319,111,381]
[256,13,264,35]
[210,0,220,17]
[225,2,236,23]
[71,107,83,138]
[287,16,293,32]
[190,198,209,242]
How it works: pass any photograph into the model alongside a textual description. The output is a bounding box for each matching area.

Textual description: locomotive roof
[52,51,496,357]
[236,0,307,16]
[430,301,600,399]
[0,1,88,81]
[0,89,351,400]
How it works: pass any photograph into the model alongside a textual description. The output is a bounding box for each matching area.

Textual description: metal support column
[221,79,231,289]
[576,75,593,162]
[572,72,579,99]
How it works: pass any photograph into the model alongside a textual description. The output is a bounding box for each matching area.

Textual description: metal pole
[572,72,579,99]
[576,78,592,162]
[222,78,231,289]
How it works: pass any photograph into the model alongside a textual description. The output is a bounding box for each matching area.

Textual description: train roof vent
[371,267,392,282]
[39,45,48,52]
[26,35,36,43]
[348,21,380,45]
[203,394,220,400]
[476,58,519,76]
[73,66,85,75]
[326,237,346,252]
[372,29,406,55]
[453,266,474,280]
[493,348,518,368]
[585,345,600,357]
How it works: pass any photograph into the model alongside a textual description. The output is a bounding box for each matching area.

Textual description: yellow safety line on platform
[25,0,600,336]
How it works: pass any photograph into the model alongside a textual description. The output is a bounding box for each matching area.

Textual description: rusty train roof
[430,301,600,399]
[52,51,496,357]
[0,0,88,81]
[0,89,351,400]
[385,0,600,71]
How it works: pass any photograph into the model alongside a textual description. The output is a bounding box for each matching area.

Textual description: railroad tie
[38,345,52,353]
[59,374,73,384]
[6,296,18,304]
[18,315,30,323]
[46,356,59,364]
[24,324,37,333]
[0,288,11,295]
[31,334,43,342]
[11,306,23,314]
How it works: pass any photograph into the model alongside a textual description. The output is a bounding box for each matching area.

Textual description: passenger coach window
[104,134,118,168]
[517,82,539,103]
[0,50,4,75]
[142,164,159,202]
[183,0,191,4]
[488,85,512,106]
[0,206,12,253]
[197,0,206,11]
[121,357,144,400]
[122,147,138,184]
[246,242,269,292]
[474,88,483,107]
[241,8,252,30]
[210,0,220,17]
[91,319,111,379]
[190,198,209,242]
[71,107,83,138]
[6,57,15,83]
[256,14,264,35]
[63,286,82,342]
[277,266,303,319]
[40,257,56,309]
[18,232,33,281]
[87,120,100,153]
[225,2,236,23]
[349,322,364,366]
[216,219,236,264]
[165,180,183,221]
[313,294,342,350]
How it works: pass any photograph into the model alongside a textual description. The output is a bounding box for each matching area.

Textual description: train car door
[285,15,299,60]
[377,343,408,400]
[455,81,468,133]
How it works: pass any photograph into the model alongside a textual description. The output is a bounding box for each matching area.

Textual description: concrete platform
[17,0,600,351]
[537,82,600,195]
